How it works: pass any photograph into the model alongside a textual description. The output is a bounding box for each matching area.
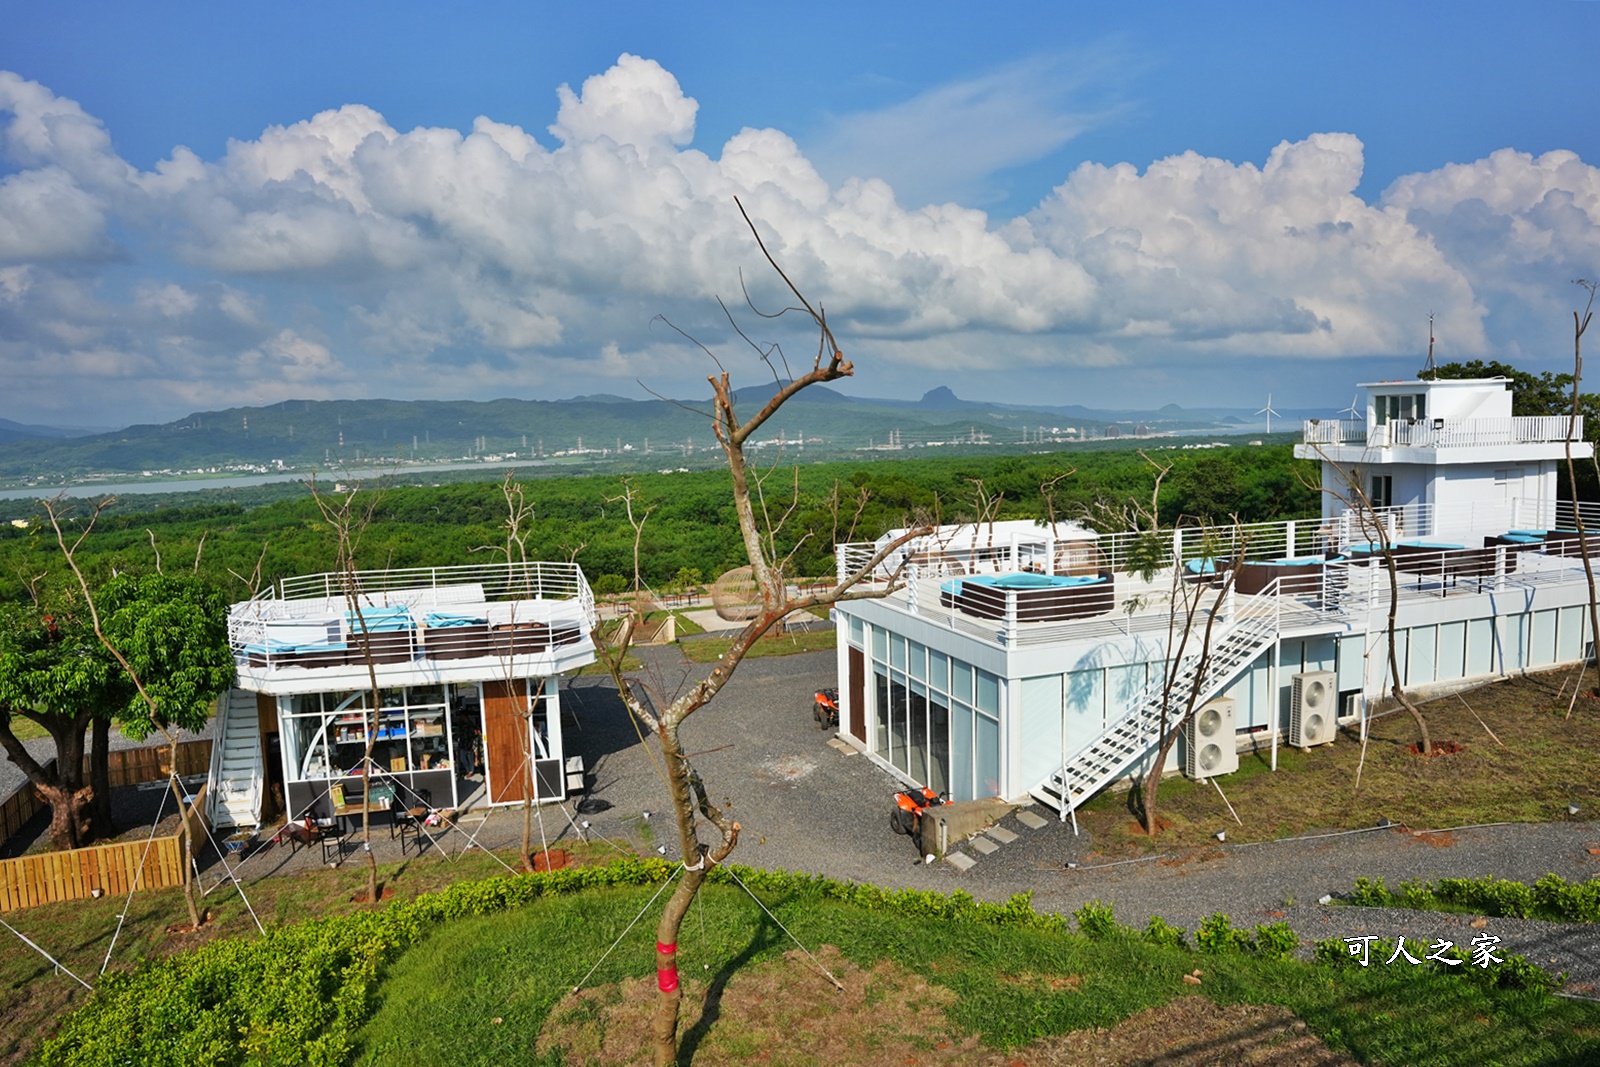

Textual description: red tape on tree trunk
[657,941,679,993]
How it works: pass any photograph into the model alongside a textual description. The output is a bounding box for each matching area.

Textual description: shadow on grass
[677,905,785,1064]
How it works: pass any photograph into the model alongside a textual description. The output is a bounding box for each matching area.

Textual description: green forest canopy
[0,445,1319,604]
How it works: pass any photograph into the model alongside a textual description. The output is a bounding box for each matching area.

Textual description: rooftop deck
[837,501,1600,650]
[228,561,598,694]
[1301,414,1583,450]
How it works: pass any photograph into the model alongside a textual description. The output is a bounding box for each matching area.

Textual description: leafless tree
[1302,454,1433,757]
[306,473,388,904]
[1566,279,1598,712]
[1087,453,1245,835]
[595,198,932,1066]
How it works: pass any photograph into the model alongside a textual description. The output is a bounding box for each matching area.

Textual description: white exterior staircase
[1029,583,1283,826]
[207,688,264,830]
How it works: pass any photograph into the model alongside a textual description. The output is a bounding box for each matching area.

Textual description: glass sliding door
[907,682,929,783]
[928,696,950,795]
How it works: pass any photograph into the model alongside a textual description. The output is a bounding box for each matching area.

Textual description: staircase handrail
[1039,575,1285,822]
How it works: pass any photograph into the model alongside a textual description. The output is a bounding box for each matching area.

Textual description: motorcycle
[890,785,947,851]
[812,687,840,730]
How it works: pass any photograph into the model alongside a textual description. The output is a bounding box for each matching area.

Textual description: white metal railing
[1301,418,1367,445]
[1301,415,1584,449]
[275,561,590,604]
[838,499,1600,642]
[1033,576,1285,821]
[228,561,597,668]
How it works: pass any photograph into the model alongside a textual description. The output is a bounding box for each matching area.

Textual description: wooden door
[848,646,866,742]
[483,679,541,805]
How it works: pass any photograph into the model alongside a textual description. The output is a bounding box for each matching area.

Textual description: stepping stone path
[944,851,977,872]
[943,806,1049,871]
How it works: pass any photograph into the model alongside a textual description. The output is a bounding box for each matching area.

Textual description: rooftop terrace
[227,561,597,694]
[836,500,1600,650]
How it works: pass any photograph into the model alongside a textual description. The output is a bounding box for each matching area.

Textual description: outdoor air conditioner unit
[1290,671,1338,747]
[1183,697,1238,780]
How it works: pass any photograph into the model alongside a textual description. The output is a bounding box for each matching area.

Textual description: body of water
[0,459,555,500]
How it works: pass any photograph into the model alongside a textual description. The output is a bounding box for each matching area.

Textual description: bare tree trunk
[0,714,94,850]
[1380,549,1431,755]
[166,731,202,928]
[650,718,725,1067]
[1566,283,1598,699]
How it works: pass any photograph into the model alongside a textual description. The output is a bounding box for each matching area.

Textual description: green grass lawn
[346,881,1596,1066]
[1075,668,1600,857]
[683,626,836,663]
[12,852,1600,1066]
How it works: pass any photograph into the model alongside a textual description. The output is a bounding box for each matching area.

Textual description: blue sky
[1,1,1597,426]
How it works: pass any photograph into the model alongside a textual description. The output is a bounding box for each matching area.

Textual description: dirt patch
[1413,830,1456,848]
[1408,740,1464,757]
[350,886,396,904]
[1126,815,1174,837]
[538,945,981,1066]
[990,997,1360,1067]
[537,947,1354,1067]
[529,848,569,872]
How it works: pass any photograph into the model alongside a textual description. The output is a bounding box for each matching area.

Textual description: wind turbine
[1256,393,1281,434]
[1339,394,1361,422]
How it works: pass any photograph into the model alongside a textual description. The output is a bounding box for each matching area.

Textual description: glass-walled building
[208,562,597,830]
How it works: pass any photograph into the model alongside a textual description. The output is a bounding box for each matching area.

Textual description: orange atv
[812,687,840,729]
[890,785,947,846]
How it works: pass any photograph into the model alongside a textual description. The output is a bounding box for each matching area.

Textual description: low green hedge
[1348,873,1600,923]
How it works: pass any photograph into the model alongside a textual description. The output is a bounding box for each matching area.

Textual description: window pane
[871,625,887,661]
[874,671,890,759]
[889,676,908,772]
[849,616,863,646]
[951,661,974,703]
[950,702,973,802]
[908,642,926,681]
[928,650,949,693]
[975,713,1000,798]
[890,634,906,670]
[928,697,950,796]
[976,670,1000,715]
[908,683,928,783]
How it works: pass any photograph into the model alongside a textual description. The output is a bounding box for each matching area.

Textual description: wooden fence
[0,785,208,912]
[0,738,213,851]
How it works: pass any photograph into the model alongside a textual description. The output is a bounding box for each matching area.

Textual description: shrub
[1143,915,1187,949]
[1252,922,1299,960]
[1349,876,1391,908]
[1398,879,1436,911]
[1195,913,1249,954]
[1074,899,1118,939]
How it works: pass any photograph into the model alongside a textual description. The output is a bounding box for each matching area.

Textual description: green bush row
[1073,899,1298,960]
[1349,873,1600,923]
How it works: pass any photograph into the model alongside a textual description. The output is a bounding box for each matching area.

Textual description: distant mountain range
[0,417,96,444]
[0,387,1328,484]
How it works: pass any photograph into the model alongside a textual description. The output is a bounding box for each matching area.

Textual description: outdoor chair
[281,817,321,855]
[389,792,432,855]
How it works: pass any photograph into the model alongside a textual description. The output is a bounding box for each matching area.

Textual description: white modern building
[206,561,597,831]
[829,377,1596,827]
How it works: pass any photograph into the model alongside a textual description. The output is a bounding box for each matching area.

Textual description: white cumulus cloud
[0,56,1596,424]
